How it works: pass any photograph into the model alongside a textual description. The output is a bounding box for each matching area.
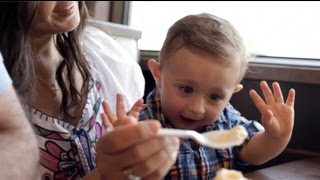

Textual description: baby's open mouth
[180,115,198,122]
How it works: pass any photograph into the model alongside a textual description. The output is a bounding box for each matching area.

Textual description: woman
[0,2,179,179]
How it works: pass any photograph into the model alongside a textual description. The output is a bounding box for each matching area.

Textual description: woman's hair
[159,13,249,82]
[0,2,91,120]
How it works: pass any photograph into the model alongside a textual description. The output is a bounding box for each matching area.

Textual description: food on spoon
[214,168,249,180]
[203,125,248,148]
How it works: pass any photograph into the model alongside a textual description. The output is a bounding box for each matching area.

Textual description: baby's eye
[209,94,221,101]
[180,86,193,94]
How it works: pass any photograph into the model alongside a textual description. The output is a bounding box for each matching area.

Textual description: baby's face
[158,47,242,130]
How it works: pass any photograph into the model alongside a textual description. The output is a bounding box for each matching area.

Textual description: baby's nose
[187,97,205,115]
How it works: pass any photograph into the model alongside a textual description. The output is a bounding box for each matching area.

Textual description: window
[129,1,320,60]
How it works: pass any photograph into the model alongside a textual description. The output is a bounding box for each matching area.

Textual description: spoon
[158,125,248,149]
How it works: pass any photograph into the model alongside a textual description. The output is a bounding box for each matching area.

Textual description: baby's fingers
[128,98,144,119]
[260,81,275,104]
[249,90,274,126]
[101,112,114,130]
[286,88,296,107]
[116,93,127,120]
[102,100,117,125]
[249,89,267,114]
[272,82,284,103]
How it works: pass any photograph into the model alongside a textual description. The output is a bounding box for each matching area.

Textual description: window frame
[139,50,320,85]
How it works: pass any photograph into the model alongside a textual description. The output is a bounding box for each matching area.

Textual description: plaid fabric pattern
[139,88,262,179]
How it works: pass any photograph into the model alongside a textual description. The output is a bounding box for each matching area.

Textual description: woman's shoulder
[83,26,123,54]
[83,26,116,46]
[80,25,145,113]
[81,25,138,66]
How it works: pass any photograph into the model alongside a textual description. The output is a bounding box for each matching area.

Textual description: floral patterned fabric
[30,78,106,179]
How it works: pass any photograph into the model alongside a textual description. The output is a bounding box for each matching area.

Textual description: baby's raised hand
[101,93,144,129]
[249,81,295,139]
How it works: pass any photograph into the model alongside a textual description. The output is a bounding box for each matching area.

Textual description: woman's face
[33,1,80,36]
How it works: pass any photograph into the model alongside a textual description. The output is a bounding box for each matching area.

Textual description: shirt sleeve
[0,52,12,94]
[224,103,264,139]
[223,103,264,165]
[81,26,145,113]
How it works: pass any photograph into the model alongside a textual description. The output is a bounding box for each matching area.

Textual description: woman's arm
[0,59,39,179]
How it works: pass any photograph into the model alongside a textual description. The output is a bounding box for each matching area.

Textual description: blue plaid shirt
[139,88,263,180]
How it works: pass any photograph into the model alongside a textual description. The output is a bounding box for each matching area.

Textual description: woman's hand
[96,93,179,179]
[96,117,179,180]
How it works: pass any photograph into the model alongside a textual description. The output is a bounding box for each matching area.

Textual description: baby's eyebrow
[210,88,227,97]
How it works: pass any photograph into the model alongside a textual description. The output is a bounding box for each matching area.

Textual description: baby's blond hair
[159,13,249,82]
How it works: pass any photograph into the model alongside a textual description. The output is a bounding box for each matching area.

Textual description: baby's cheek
[205,107,224,123]
[161,95,184,113]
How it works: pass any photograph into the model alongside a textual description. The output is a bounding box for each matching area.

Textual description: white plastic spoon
[158,125,248,149]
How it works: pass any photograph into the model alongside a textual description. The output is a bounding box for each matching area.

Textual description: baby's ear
[147,59,161,88]
[233,84,243,93]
